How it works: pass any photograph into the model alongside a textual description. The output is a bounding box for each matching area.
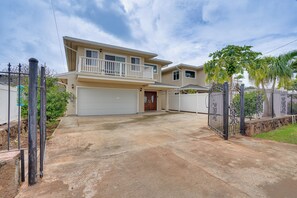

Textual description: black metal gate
[208,82,229,140]
[208,82,245,140]
[229,84,245,136]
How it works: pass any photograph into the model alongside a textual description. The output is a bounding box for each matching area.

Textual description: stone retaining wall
[0,120,28,150]
[0,151,21,198]
[245,115,294,136]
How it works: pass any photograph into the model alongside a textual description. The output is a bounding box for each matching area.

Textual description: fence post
[17,63,21,150]
[7,63,11,150]
[223,82,229,140]
[271,92,274,118]
[291,94,293,115]
[178,90,181,112]
[20,149,25,182]
[207,90,210,126]
[240,84,245,135]
[40,65,46,178]
[28,58,38,185]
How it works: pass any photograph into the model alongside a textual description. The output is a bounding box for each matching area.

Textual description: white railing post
[120,63,122,77]
[178,90,181,112]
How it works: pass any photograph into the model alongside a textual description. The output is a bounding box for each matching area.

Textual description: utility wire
[263,38,297,55]
[50,0,65,67]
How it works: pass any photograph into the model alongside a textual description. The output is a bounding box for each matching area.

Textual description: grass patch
[254,124,297,145]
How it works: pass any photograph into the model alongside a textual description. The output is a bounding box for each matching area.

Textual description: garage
[77,87,138,116]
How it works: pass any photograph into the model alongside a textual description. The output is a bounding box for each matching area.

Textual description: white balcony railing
[78,56,154,80]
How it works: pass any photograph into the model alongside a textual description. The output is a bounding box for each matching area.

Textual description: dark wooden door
[144,91,157,111]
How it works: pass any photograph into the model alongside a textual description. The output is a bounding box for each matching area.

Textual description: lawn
[254,124,297,145]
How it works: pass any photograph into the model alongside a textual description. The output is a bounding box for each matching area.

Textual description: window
[144,64,158,73]
[104,54,126,75]
[131,57,140,71]
[85,49,99,66]
[173,70,179,80]
[185,70,196,78]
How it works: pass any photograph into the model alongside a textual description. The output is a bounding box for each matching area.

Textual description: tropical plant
[232,91,264,119]
[21,76,72,121]
[204,45,261,85]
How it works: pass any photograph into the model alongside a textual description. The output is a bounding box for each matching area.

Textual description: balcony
[78,56,154,80]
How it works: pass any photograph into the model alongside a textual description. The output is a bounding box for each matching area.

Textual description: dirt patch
[261,178,297,198]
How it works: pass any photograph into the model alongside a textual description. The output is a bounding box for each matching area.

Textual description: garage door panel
[77,88,137,115]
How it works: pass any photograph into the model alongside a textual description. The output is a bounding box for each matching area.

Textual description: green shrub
[232,91,264,119]
[21,77,72,122]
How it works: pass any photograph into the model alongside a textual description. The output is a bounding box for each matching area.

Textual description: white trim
[84,48,100,58]
[130,56,141,72]
[76,86,139,115]
[77,74,154,84]
[144,63,158,74]
[184,70,196,79]
[172,70,180,81]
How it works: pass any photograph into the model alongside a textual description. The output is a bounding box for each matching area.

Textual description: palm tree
[269,50,297,91]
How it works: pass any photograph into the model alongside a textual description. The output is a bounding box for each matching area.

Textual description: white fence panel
[0,85,18,125]
[168,94,180,110]
[168,93,208,113]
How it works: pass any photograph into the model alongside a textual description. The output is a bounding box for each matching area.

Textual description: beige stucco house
[161,64,209,92]
[57,36,178,116]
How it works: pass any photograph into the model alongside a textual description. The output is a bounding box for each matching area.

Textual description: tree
[204,45,261,85]
[270,50,297,90]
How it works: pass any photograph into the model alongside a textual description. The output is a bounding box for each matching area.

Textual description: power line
[263,38,297,55]
[50,0,65,67]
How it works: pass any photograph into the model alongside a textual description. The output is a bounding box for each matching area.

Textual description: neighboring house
[57,36,178,116]
[161,63,209,92]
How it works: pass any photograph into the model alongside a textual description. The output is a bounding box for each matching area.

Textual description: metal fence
[0,58,47,186]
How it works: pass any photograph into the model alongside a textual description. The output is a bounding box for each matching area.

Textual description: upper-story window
[131,57,140,71]
[173,70,180,80]
[144,63,158,74]
[105,54,126,62]
[85,49,99,66]
[185,70,196,78]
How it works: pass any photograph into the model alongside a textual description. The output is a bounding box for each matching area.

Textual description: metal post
[207,90,210,127]
[271,92,274,118]
[291,94,293,115]
[223,82,229,140]
[20,149,25,182]
[7,63,11,150]
[28,58,38,185]
[40,65,46,178]
[240,84,245,135]
[18,63,21,150]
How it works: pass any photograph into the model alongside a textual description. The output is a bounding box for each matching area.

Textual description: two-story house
[57,37,178,116]
[161,64,209,92]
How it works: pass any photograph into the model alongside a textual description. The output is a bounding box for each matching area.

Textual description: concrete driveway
[17,112,297,198]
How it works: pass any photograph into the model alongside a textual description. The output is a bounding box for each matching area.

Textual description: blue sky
[0,0,297,78]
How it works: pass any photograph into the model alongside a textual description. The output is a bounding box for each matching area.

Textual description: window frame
[131,56,141,72]
[172,70,180,81]
[184,70,196,79]
[144,63,158,74]
[85,48,99,58]
[103,52,127,62]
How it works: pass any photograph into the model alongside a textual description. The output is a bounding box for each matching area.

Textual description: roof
[180,84,209,91]
[162,63,204,73]
[145,58,173,66]
[148,82,179,89]
[64,36,158,58]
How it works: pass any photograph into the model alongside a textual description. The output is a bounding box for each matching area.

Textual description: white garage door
[77,87,138,116]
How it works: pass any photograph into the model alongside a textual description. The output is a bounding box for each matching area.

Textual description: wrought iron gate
[208,82,229,140]
[208,82,245,140]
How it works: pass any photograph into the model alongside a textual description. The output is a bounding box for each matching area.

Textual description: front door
[144,91,157,111]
